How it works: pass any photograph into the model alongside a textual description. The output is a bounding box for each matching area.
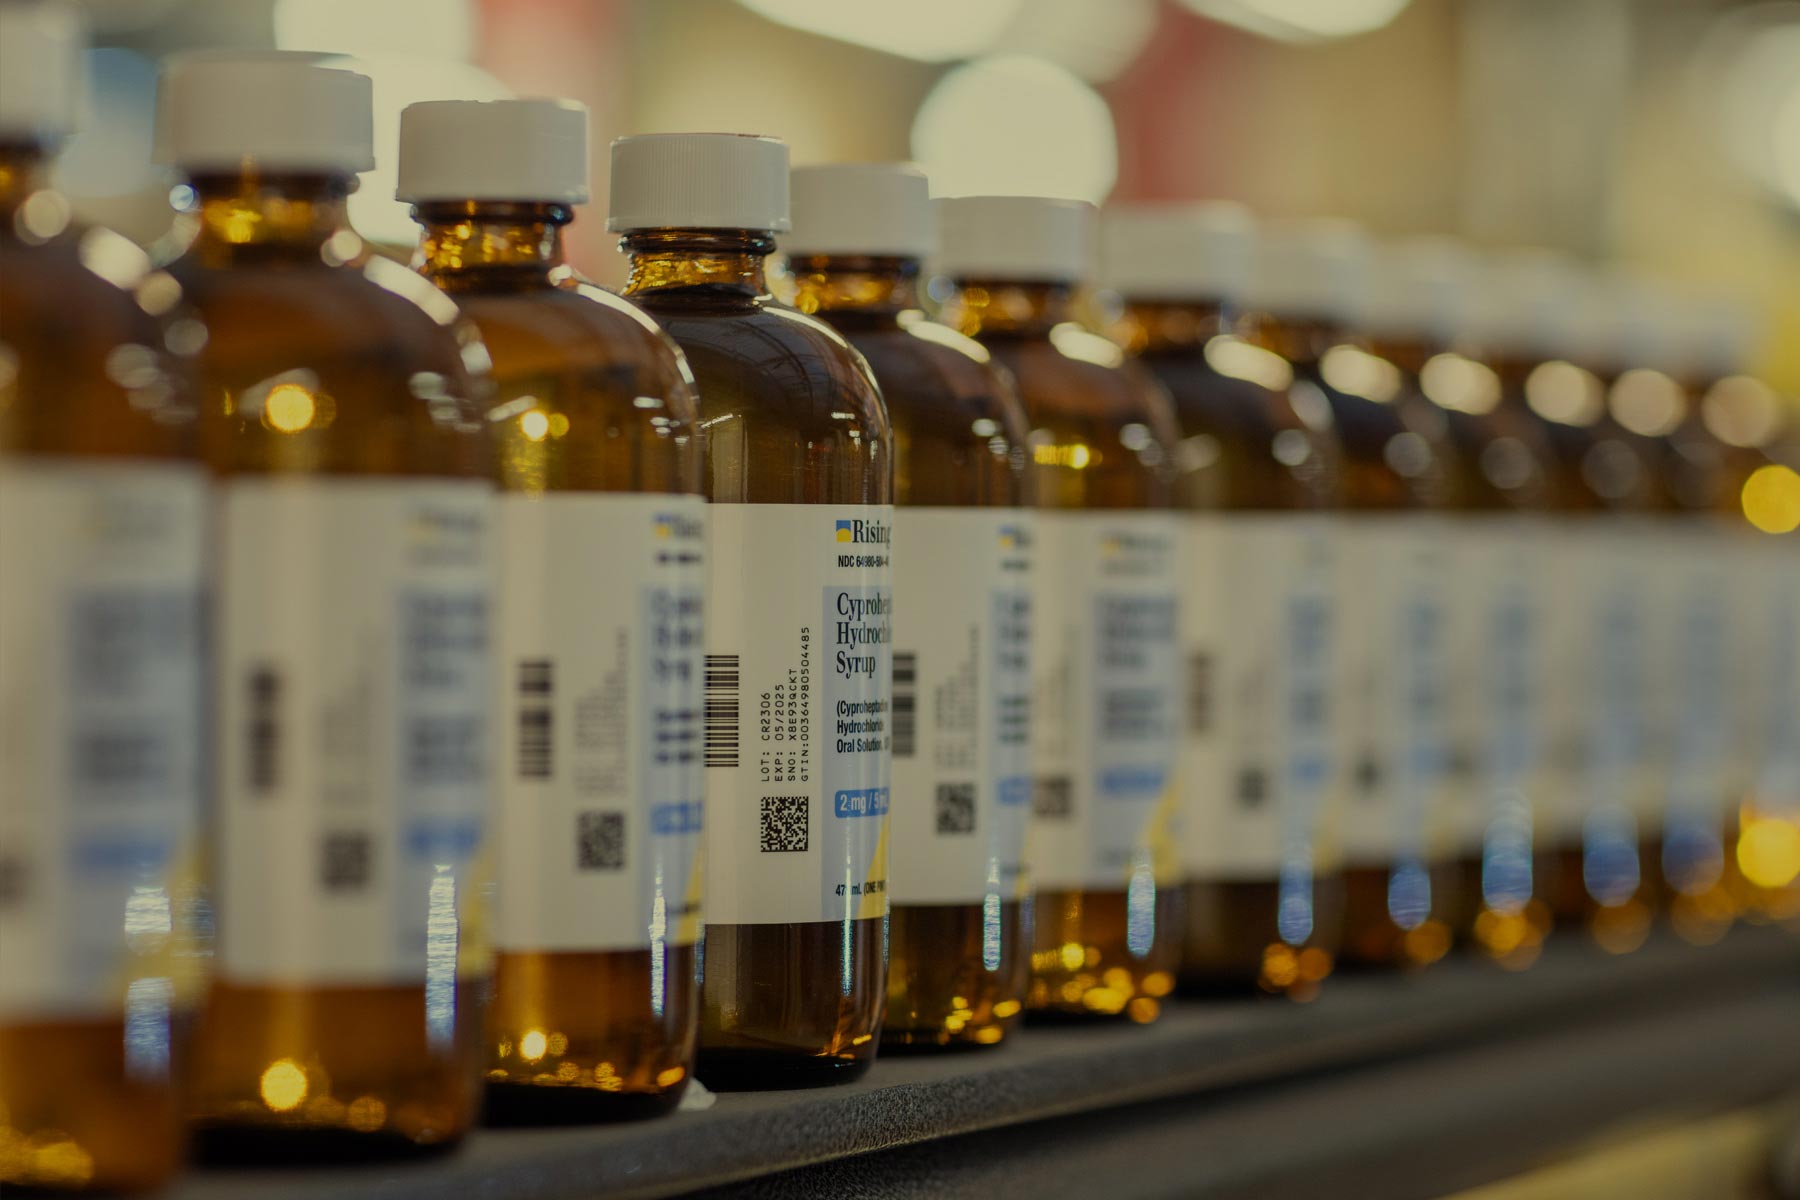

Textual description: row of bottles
[1,13,1794,1193]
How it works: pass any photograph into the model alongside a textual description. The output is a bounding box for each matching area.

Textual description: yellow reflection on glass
[258,1058,309,1112]
[519,409,551,442]
[518,1028,549,1063]
[1033,441,1094,469]
[1525,360,1605,426]
[1204,334,1294,392]
[264,382,316,433]
[1741,464,1800,534]
[1319,344,1402,403]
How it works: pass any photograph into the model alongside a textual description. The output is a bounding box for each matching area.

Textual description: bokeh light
[912,54,1117,204]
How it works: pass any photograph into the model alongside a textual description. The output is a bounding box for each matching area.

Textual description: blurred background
[56,0,1800,390]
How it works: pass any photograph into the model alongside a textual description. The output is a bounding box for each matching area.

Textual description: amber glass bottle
[937,196,1183,1022]
[1101,204,1344,996]
[1489,258,1660,952]
[162,55,494,1159]
[401,100,703,1120]
[610,134,891,1087]
[1366,238,1556,966]
[787,165,1032,1049]
[1561,279,1671,954]
[1679,305,1800,925]
[1247,223,1459,970]
[0,6,203,1190]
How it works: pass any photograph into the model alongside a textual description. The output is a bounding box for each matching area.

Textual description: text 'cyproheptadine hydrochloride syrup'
[400,98,704,1121]
[1101,203,1346,996]
[937,195,1183,1023]
[161,52,496,1159]
[0,4,204,1190]
[785,163,1034,1050]
[608,133,893,1087]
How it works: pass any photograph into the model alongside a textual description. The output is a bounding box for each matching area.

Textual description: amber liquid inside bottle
[1256,316,1460,970]
[791,255,1031,1049]
[413,201,702,1120]
[1117,301,1346,993]
[1497,351,1660,952]
[621,229,889,1087]
[0,144,199,1193]
[941,281,1182,1021]
[1372,335,1557,965]
[171,173,491,1160]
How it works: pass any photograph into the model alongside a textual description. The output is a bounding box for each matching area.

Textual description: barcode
[320,832,371,892]
[1187,651,1212,734]
[891,652,917,758]
[517,659,552,780]
[248,665,281,794]
[704,654,740,768]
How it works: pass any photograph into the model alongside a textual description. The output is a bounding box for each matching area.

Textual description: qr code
[760,795,809,853]
[578,811,626,871]
[935,784,976,835]
[321,833,371,892]
[1034,777,1072,819]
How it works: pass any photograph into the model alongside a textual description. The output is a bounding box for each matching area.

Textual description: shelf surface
[172,926,1800,1200]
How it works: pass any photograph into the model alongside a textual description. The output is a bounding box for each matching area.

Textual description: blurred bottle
[1566,277,1675,953]
[1368,238,1557,967]
[610,134,892,1087]
[401,100,704,1120]
[0,4,204,1190]
[937,197,1183,1022]
[1248,222,1459,971]
[1101,204,1345,996]
[786,165,1033,1050]
[1674,301,1800,926]
[162,55,496,1159]
[1613,289,1745,945]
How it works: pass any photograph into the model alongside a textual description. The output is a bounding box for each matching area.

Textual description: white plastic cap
[785,163,933,259]
[1469,248,1584,362]
[158,52,373,173]
[397,99,588,205]
[0,0,84,144]
[1099,202,1254,302]
[1365,236,1476,346]
[607,132,789,233]
[1246,219,1371,325]
[934,195,1094,283]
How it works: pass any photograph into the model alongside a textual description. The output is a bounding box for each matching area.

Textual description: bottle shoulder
[166,252,490,478]
[636,295,888,437]
[0,226,198,459]
[446,279,698,419]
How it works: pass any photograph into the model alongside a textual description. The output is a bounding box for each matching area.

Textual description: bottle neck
[937,279,1078,338]
[620,228,774,300]
[0,142,50,222]
[1115,298,1231,355]
[183,172,356,264]
[412,200,571,286]
[1366,334,1438,377]
[1250,313,1358,367]
[788,255,921,319]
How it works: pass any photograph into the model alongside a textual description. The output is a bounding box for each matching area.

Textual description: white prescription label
[1198,514,1336,890]
[0,459,207,1019]
[1030,510,1180,892]
[888,508,1032,907]
[217,477,493,986]
[495,493,704,953]
[1335,515,1455,871]
[1177,513,1228,879]
[704,504,893,925]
